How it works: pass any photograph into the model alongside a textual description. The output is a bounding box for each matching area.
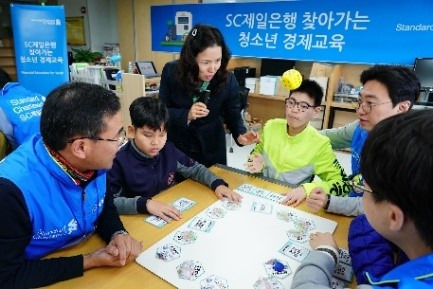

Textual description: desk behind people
[45,165,354,289]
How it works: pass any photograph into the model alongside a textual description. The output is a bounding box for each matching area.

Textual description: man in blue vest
[0,82,142,288]
[0,68,45,150]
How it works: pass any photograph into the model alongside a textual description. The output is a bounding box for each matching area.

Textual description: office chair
[228,86,250,153]
[103,67,120,90]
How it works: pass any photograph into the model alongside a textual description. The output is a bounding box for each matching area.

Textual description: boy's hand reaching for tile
[309,232,338,251]
[281,187,307,207]
[214,185,243,203]
[146,199,182,222]
[244,153,264,173]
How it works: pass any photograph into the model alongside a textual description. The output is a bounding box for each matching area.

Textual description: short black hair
[40,82,121,150]
[177,24,232,95]
[129,96,169,131]
[361,109,433,249]
[360,65,420,108]
[0,67,12,88]
[290,79,324,106]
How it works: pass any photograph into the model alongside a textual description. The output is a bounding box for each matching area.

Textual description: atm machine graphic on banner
[175,11,192,37]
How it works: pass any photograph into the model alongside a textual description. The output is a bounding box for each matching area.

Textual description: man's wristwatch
[111,230,129,239]
[324,195,331,210]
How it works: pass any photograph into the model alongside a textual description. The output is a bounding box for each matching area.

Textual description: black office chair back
[227,86,250,153]
[104,68,120,90]
[239,86,250,111]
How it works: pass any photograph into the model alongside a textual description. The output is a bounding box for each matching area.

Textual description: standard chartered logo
[10,95,44,121]
[18,109,42,121]
[395,23,433,32]
[9,95,41,106]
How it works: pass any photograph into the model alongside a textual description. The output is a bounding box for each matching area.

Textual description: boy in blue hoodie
[108,97,241,222]
[306,65,420,283]
[292,109,433,289]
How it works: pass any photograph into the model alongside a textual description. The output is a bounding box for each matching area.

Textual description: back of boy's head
[360,65,420,108]
[361,109,433,249]
[290,79,323,106]
[129,96,169,131]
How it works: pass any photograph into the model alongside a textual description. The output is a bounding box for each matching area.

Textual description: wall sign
[151,0,433,65]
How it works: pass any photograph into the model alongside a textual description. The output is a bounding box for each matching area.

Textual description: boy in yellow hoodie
[245,79,349,205]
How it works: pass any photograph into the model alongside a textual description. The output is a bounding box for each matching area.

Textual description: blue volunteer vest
[0,134,107,259]
[0,83,45,145]
[349,124,369,197]
[351,124,369,176]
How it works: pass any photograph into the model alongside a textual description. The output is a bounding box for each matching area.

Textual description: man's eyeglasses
[285,98,316,112]
[351,99,392,114]
[68,128,127,146]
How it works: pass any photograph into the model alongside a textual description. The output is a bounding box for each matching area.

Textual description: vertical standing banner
[11,4,68,96]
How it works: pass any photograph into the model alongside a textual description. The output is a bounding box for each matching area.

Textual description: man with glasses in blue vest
[0,82,142,288]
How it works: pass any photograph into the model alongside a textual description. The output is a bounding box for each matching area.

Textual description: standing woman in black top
[159,24,259,167]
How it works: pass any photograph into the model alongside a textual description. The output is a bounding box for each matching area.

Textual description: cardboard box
[310,63,333,77]
[309,76,329,101]
[255,79,260,94]
[245,77,257,93]
[275,77,290,97]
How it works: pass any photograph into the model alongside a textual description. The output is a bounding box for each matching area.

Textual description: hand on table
[244,153,264,173]
[306,187,329,213]
[237,130,260,145]
[188,102,209,121]
[281,187,307,207]
[215,185,243,203]
[83,248,126,269]
[309,232,338,251]
[83,234,143,269]
[146,199,182,222]
[106,233,142,265]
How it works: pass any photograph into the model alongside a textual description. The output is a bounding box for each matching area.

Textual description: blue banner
[151,0,433,65]
[11,4,68,96]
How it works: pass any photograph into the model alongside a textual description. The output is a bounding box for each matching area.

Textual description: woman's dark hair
[361,109,433,249]
[40,82,121,150]
[177,24,232,96]
[129,96,169,131]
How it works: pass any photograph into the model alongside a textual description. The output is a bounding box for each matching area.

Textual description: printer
[234,66,256,87]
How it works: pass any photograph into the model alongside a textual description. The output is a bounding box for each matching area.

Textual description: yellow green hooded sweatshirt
[251,118,349,197]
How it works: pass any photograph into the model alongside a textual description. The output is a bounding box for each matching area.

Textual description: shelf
[249,92,285,101]
[0,47,14,57]
[330,102,356,110]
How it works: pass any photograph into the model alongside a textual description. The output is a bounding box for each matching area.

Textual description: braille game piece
[272,260,285,272]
